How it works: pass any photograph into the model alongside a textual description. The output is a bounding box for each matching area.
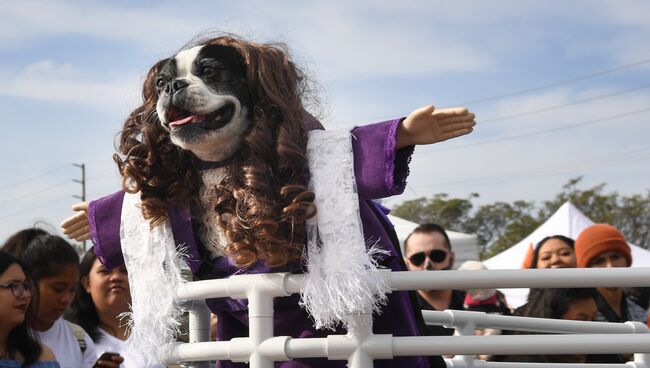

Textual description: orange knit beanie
[575,224,631,268]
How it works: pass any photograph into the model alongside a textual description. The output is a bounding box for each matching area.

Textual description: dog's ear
[202,44,247,76]
[235,42,303,123]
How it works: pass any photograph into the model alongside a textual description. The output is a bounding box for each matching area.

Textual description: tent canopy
[483,201,650,307]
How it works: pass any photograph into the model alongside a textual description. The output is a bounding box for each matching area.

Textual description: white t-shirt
[95,328,165,368]
[38,318,98,368]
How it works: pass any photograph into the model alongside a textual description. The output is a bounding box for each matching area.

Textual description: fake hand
[60,202,91,242]
[396,105,476,149]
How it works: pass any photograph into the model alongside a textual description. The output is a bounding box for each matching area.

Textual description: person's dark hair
[525,287,597,320]
[530,235,575,269]
[20,235,80,281]
[1,228,48,259]
[67,248,101,342]
[0,251,41,365]
[404,223,451,253]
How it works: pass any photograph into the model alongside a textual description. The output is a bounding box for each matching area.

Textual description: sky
[1,0,649,244]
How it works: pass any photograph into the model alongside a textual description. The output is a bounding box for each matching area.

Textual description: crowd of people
[0,229,156,367]
[403,222,649,364]
[1,221,647,366]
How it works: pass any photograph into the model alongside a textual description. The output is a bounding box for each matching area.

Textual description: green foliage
[391,193,477,231]
[391,178,650,260]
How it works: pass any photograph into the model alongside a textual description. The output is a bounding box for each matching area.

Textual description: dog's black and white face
[155,45,251,162]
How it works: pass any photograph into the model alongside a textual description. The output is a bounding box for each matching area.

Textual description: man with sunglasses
[404,223,466,336]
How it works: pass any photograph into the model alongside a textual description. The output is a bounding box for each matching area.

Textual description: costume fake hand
[396,105,476,149]
[60,202,91,242]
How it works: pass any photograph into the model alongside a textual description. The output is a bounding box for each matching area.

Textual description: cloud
[0,1,202,51]
[0,1,496,79]
[0,60,141,110]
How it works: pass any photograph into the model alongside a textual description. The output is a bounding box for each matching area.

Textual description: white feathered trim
[301,129,390,330]
[119,192,189,361]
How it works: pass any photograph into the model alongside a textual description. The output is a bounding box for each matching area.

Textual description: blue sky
[1,0,649,243]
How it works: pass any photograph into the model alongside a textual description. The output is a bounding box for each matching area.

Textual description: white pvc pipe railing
[165,268,650,368]
[446,361,629,368]
[423,309,648,334]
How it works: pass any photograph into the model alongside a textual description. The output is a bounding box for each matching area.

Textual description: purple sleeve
[351,119,415,200]
[88,191,126,270]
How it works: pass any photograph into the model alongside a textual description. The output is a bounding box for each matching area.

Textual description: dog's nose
[168,79,189,95]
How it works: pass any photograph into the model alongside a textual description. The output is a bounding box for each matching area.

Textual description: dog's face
[155,45,252,162]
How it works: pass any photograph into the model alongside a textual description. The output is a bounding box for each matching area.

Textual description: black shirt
[417,289,467,336]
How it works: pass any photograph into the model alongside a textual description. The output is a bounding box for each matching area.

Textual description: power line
[413,147,650,190]
[87,175,121,182]
[0,165,69,192]
[419,153,648,191]
[0,196,72,220]
[421,107,650,154]
[457,57,650,105]
[84,159,115,165]
[0,180,72,207]
[330,56,650,128]
[480,83,650,124]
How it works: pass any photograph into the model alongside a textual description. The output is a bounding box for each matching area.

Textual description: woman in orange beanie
[574,223,646,363]
[574,224,632,269]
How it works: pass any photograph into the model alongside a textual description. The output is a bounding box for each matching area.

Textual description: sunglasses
[408,249,448,266]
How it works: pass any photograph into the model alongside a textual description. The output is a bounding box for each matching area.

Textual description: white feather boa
[120,192,189,361]
[301,129,390,330]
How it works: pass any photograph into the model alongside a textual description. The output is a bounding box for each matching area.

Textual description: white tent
[483,201,650,307]
[388,215,480,268]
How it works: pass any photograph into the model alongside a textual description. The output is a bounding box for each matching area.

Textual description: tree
[391,178,650,262]
[541,177,650,249]
[540,177,619,225]
[614,191,650,249]
[465,200,540,258]
[391,193,477,232]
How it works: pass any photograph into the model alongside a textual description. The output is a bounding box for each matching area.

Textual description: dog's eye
[202,66,217,78]
[155,77,166,89]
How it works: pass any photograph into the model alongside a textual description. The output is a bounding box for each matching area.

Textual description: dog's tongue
[169,115,198,129]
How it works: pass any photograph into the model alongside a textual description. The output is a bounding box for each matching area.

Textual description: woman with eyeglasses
[2,231,124,368]
[0,250,59,367]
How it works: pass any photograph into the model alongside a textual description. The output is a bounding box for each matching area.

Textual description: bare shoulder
[39,344,56,361]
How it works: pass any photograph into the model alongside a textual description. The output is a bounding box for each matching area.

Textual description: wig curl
[115,35,317,268]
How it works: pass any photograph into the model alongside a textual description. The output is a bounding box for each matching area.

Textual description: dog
[155,44,253,162]
[61,35,474,367]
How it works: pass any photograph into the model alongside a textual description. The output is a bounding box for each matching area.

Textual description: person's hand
[92,352,124,368]
[60,202,91,242]
[396,105,476,149]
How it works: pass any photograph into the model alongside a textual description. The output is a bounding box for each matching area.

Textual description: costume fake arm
[61,191,127,269]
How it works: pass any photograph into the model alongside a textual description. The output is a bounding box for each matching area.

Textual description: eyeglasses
[408,249,448,267]
[0,281,33,298]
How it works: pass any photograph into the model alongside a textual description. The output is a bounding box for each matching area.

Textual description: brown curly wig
[114,35,317,268]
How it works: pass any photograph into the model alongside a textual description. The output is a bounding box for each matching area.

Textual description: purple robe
[88,119,432,368]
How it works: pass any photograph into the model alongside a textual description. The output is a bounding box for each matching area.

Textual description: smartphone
[91,352,120,368]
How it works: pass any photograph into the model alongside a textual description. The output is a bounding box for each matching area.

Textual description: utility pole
[72,163,86,252]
